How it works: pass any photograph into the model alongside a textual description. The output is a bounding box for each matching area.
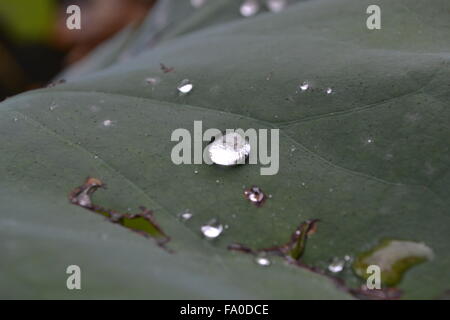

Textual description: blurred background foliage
[0,0,154,100]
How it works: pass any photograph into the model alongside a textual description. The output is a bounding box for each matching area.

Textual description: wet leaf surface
[1,0,450,299]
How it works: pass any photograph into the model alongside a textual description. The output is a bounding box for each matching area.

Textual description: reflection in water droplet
[328,257,345,273]
[191,0,206,8]
[266,0,286,12]
[179,211,193,221]
[177,79,193,94]
[207,132,250,166]
[240,0,260,17]
[201,220,223,239]
[244,186,266,206]
[255,254,271,266]
[299,81,310,91]
[353,239,434,286]
[326,87,333,94]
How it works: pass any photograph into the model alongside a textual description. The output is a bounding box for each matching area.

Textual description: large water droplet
[244,186,266,206]
[207,132,250,166]
[177,79,193,94]
[201,220,224,239]
[353,239,434,286]
[266,0,286,12]
[240,0,260,17]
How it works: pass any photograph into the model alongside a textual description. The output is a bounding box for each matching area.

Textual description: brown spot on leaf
[228,219,319,261]
[350,285,402,300]
[69,177,171,250]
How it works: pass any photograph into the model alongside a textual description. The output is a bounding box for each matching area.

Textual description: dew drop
[328,257,345,273]
[240,0,260,17]
[191,0,206,8]
[207,132,250,166]
[177,79,193,94]
[103,119,114,127]
[255,254,271,267]
[90,105,101,112]
[145,77,159,85]
[266,0,286,12]
[201,220,223,239]
[49,103,57,111]
[244,186,266,206]
[194,170,199,174]
[179,211,193,221]
[299,81,310,91]
[325,87,333,94]
[13,117,18,122]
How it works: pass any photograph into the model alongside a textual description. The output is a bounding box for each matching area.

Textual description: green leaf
[1,0,449,299]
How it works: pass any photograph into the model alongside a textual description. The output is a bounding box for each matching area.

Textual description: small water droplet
[201,220,223,239]
[13,117,18,122]
[255,254,271,266]
[207,132,250,166]
[191,0,206,8]
[367,138,374,144]
[328,257,345,273]
[179,211,193,221]
[145,77,159,85]
[240,0,260,17]
[49,103,57,111]
[103,119,114,127]
[215,179,220,183]
[93,155,99,159]
[244,186,266,206]
[177,79,193,94]
[90,105,101,112]
[266,0,286,12]
[299,81,310,91]
[325,87,333,94]
[194,170,199,174]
